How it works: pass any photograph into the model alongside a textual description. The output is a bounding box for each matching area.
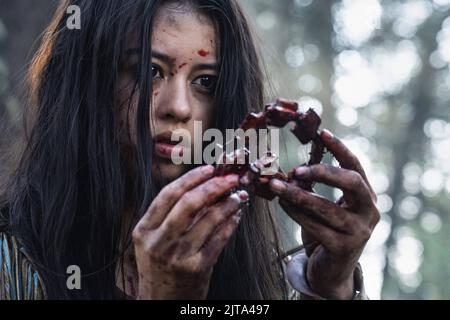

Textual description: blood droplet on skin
[198,49,209,57]
[178,62,187,69]
[154,91,159,97]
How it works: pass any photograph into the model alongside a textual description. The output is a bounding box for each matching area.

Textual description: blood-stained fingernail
[237,190,249,202]
[295,166,309,177]
[269,179,286,194]
[236,190,250,208]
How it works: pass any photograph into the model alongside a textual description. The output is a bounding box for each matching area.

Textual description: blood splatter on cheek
[154,91,159,97]
[198,49,210,57]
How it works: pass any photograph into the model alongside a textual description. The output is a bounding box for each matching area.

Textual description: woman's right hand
[132,165,247,300]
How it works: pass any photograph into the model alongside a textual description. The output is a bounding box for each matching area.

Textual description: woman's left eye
[192,75,217,92]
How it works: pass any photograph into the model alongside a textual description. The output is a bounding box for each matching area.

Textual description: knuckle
[208,208,226,224]
[339,212,352,229]
[198,264,211,274]
[309,164,324,178]
[163,219,178,232]
[132,225,145,244]
[160,183,173,196]
[147,201,159,216]
[201,178,230,199]
[350,220,372,243]
[308,200,321,214]
[207,177,224,191]
[348,171,364,189]
[286,185,305,205]
[190,262,208,274]
[131,231,142,245]
[180,193,198,212]
[177,177,193,192]
[160,184,180,201]
[327,165,342,176]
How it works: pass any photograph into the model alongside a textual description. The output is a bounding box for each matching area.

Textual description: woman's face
[119,4,218,184]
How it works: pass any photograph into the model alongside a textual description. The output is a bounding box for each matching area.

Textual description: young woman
[0,0,379,300]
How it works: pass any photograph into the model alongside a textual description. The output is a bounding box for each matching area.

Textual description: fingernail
[236,190,250,208]
[322,129,334,139]
[269,179,287,194]
[230,192,241,204]
[295,166,309,177]
[237,190,249,202]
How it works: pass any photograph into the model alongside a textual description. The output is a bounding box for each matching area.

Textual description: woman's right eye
[152,64,164,80]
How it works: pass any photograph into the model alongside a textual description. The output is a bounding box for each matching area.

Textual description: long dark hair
[1,0,288,299]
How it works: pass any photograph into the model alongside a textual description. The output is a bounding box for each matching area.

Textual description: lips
[155,142,184,160]
[154,131,184,160]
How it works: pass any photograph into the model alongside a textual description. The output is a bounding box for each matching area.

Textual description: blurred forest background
[1,0,449,299]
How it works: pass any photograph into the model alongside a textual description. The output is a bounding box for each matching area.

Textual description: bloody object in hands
[214,98,326,200]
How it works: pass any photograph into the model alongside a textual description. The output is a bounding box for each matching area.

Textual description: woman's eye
[152,64,163,80]
[193,75,217,92]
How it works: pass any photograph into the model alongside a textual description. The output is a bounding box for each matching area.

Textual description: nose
[155,78,192,123]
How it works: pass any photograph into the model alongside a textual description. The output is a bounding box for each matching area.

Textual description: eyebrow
[192,63,218,72]
[126,48,218,71]
[151,50,174,65]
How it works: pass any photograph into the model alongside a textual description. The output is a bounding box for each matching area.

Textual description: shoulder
[0,206,47,300]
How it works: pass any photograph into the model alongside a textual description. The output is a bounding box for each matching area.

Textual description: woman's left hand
[269,129,380,299]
